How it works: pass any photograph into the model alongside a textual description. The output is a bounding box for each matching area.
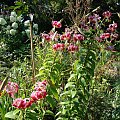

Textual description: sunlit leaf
[5,111,18,119]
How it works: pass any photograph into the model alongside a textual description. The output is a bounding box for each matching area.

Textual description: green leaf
[44,110,55,117]
[60,91,71,97]
[15,1,23,6]
[55,112,62,119]
[89,50,96,60]
[60,101,70,105]
[50,71,59,84]
[78,91,88,102]
[14,6,22,10]
[56,117,63,120]
[68,74,76,81]
[86,67,94,76]
[9,6,15,9]
[5,111,18,119]
[81,77,86,86]
[50,85,59,100]
[65,82,75,89]
[26,110,38,120]
[71,91,76,98]
[88,60,95,69]
[46,95,56,107]
[13,109,20,115]
[62,108,67,115]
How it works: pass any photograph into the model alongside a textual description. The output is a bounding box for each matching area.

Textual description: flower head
[31,90,47,102]
[106,46,115,51]
[12,98,33,109]
[0,18,7,25]
[5,82,18,98]
[10,29,16,35]
[6,30,10,34]
[49,31,60,41]
[25,29,30,37]
[67,44,79,52]
[52,21,62,28]
[30,80,47,102]
[102,11,112,18]
[53,43,65,51]
[33,24,38,30]
[60,32,71,41]
[88,14,101,23]
[108,23,117,32]
[100,33,110,39]
[73,34,84,42]
[34,80,47,91]
[42,33,51,42]
[17,15,23,22]
[6,25,11,30]
[95,36,103,42]
[24,20,30,27]
[10,16,16,22]
[12,22,18,29]
[11,11,17,17]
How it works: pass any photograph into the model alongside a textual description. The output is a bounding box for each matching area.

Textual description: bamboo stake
[29,14,35,84]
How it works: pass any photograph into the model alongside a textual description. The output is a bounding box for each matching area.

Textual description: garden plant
[0,1,120,120]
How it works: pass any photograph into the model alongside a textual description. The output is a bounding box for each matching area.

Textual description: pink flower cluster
[53,43,65,51]
[73,34,84,42]
[68,44,78,52]
[42,33,51,42]
[52,33,84,52]
[97,22,118,42]
[60,32,71,41]
[96,11,118,43]
[41,21,86,53]
[5,82,18,98]
[12,80,47,109]
[42,13,118,52]
[30,80,47,102]
[88,14,101,23]
[102,11,112,18]
[100,33,110,39]
[12,98,33,109]
[52,43,79,53]
[108,23,117,32]
[52,21,62,28]
[42,32,60,42]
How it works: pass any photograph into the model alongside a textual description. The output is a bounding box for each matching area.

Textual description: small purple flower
[106,46,114,51]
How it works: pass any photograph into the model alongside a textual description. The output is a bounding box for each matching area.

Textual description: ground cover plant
[0,5,120,120]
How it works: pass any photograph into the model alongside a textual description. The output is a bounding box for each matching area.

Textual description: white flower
[12,22,18,29]
[0,18,7,25]
[22,31,25,35]
[25,29,30,37]
[6,30,10,34]
[24,20,30,26]
[34,31,38,34]
[17,15,23,22]
[10,29,16,35]
[6,25,11,30]
[33,24,38,29]
[0,42,6,48]
[10,16,16,22]
[11,11,17,17]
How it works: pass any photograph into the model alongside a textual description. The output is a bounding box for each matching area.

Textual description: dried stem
[65,0,92,25]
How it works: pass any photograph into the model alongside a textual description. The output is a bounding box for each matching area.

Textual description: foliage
[0,2,120,120]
